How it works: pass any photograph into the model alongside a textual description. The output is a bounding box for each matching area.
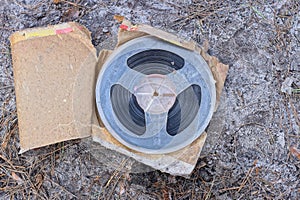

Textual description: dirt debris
[0,0,299,199]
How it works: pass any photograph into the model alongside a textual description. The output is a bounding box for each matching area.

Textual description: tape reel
[96,36,216,154]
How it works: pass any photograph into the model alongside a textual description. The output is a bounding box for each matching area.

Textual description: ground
[0,0,299,199]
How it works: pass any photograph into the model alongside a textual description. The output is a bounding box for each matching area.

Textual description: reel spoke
[117,68,146,94]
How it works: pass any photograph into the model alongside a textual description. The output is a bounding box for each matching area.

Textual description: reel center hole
[134,75,176,114]
[153,91,159,97]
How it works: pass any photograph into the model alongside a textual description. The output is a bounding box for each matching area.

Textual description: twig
[0,85,14,90]
[290,146,300,160]
[60,0,87,9]
[2,119,18,149]
[204,177,214,200]
[106,171,125,200]
[105,158,129,200]
[220,186,241,192]
[104,158,128,188]
[237,160,257,192]
[0,155,16,170]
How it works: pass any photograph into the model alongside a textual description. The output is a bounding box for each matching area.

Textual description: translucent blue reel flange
[95,36,216,154]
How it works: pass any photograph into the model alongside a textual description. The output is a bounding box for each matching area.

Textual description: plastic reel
[95,36,216,154]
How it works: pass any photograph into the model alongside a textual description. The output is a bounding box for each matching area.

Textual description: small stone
[102,27,109,33]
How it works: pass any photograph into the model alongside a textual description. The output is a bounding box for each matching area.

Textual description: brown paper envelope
[10,22,97,153]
